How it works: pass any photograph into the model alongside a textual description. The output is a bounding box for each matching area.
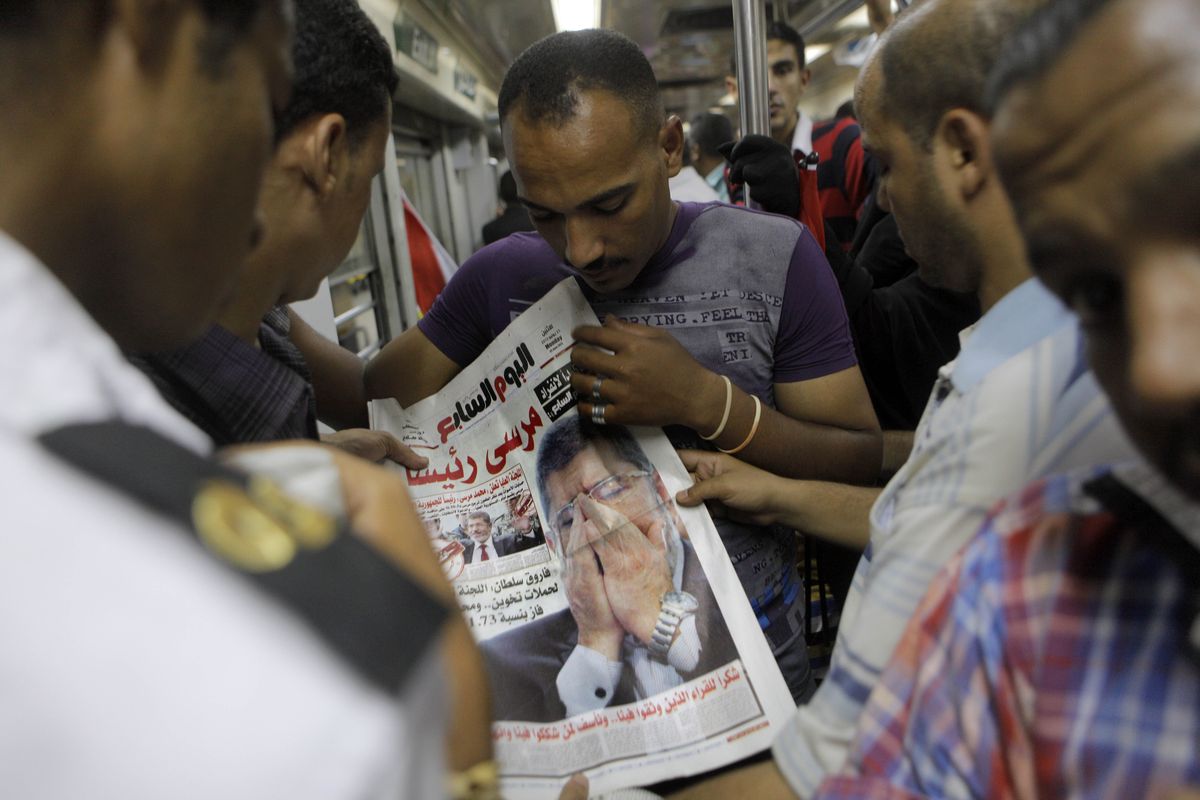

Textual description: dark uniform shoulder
[39,421,446,694]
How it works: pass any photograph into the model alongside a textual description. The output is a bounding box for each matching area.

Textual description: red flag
[402,197,458,316]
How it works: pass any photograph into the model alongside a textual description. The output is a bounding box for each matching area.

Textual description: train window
[329,214,390,359]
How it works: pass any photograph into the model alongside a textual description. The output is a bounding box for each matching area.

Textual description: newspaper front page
[370,279,794,798]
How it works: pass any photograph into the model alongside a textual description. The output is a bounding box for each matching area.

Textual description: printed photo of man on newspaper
[481,415,738,723]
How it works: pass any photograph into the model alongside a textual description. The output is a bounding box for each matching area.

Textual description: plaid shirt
[128,307,318,446]
[815,462,1200,800]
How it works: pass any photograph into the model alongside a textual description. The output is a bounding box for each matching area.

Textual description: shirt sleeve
[773,226,859,383]
[668,615,701,673]
[556,645,623,718]
[416,250,496,368]
[810,523,1035,800]
[770,498,990,797]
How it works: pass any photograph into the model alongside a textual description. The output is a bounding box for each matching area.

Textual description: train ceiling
[420,0,869,117]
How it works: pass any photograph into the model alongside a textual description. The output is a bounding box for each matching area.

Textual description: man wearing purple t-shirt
[367,29,881,702]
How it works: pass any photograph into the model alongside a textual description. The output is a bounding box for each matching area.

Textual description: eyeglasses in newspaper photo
[551,470,655,536]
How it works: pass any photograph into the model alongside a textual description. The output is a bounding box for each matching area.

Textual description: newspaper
[370,279,794,798]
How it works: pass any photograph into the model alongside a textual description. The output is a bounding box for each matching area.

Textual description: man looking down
[130,0,423,467]
[810,0,1200,794]
[670,0,1134,794]
[366,28,882,703]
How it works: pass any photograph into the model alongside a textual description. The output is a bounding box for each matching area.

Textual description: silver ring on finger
[591,402,607,425]
[591,375,604,403]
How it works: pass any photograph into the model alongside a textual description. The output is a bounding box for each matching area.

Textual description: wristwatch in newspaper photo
[649,590,699,660]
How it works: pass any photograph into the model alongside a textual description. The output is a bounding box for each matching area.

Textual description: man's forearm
[287,308,369,430]
[881,430,915,479]
[739,413,882,485]
[682,371,882,485]
[762,476,878,551]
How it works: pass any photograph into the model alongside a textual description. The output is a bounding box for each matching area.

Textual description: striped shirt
[129,307,318,447]
[772,278,1137,796]
[809,116,873,248]
[815,462,1200,799]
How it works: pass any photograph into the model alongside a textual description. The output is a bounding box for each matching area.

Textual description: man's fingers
[675,473,732,507]
[571,323,627,351]
[567,533,601,579]
[677,448,721,474]
[735,133,784,158]
[379,432,429,469]
[558,773,589,800]
[643,517,670,555]
[569,347,622,383]
[576,497,623,548]
[580,495,652,559]
[576,399,623,427]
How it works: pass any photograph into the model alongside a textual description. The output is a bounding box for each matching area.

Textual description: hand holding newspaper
[370,279,793,799]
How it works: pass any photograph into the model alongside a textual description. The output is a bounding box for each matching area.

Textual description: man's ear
[112,0,186,68]
[661,115,685,178]
[799,67,812,91]
[304,113,350,199]
[935,109,992,200]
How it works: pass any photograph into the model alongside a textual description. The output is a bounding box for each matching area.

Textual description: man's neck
[653,202,681,257]
[216,256,285,345]
[0,131,89,306]
[975,199,1034,314]
[977,264,1031,315]
[695,156,724,179]
[772,113,798,148]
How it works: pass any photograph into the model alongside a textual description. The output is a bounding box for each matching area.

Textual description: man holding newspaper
[367,27,882,707]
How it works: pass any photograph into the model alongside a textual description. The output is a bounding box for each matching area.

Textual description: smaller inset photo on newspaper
[421,470,551,584]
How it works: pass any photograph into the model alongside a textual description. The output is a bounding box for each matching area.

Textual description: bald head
[864,0,1047,148]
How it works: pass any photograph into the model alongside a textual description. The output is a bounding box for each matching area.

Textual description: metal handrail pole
[731,0,771,208]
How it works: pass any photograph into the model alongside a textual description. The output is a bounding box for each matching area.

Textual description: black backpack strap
[39,421,447,695]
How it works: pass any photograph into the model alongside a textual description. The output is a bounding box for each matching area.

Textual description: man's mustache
[570,255,631,272]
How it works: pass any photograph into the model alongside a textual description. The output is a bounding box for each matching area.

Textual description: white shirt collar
[789,109,814,155]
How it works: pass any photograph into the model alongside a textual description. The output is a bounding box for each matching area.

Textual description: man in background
[689,112,733,203]
[668,140,720,203]
[129,0,422,467]
[482,170,535,245]
[725,21,874,247]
